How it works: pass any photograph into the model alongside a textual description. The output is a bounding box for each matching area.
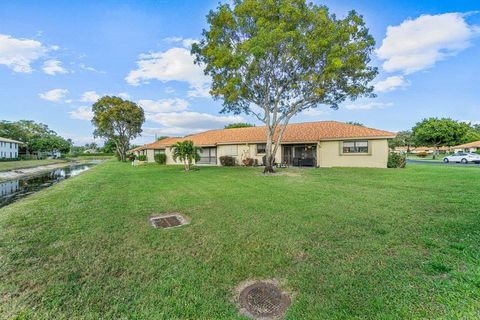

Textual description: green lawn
[1,162,479,319]
[0,159,68,172]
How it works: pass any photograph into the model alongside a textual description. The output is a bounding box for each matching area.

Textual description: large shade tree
[0,120,72,155]
[412,118,470,159]
[91,96,145,162]
[192,0,377,172]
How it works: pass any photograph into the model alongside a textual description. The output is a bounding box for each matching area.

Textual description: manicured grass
[1,162,479,319]
[0,159,68,172]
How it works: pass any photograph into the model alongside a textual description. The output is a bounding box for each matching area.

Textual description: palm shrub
[170,140,201,171]
[154,153,167,165]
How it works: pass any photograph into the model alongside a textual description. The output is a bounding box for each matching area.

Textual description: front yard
[1,162,479,319]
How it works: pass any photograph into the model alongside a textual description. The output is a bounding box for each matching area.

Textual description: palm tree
[170,140,201,171]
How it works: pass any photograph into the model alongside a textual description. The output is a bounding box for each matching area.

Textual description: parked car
[443,152,480,164]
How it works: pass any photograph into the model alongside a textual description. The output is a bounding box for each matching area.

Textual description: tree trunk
[432,145,438,160]
[184,159,189,171]
[263,128,275,173]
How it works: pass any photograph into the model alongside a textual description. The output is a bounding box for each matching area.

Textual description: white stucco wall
[317,139,389,168]
[0,140,19,159]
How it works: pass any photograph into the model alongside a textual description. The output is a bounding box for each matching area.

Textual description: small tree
[224,123,255,129]
[388,130,413,152]
[412,118,469,159]
[192,0,377,173]
[91,96,145,162]
[170,140,201,171]
[346,121,364,127]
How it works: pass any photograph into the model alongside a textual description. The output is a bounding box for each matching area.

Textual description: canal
[0,162,97,208]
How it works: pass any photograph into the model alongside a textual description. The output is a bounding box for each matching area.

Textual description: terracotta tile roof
[136,121,395,150]
[453,140,480,148]
[396,146,450,152]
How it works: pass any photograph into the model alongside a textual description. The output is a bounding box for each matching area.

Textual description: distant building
[452,141,480,153]
[0,137,22,159]
[394,146,450,154]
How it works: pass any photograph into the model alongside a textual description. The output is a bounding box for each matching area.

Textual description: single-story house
[452,141,480,153]
[394,146,450,155]
[132,121,395,168]
[0,137,22,159]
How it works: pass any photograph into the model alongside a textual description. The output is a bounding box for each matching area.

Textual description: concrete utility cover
[239,282,291,319]
[150,213,188,229]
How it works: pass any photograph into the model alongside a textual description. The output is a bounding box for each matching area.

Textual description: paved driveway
[407,159,480,166]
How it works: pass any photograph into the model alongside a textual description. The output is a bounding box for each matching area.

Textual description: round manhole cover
[239,282,290,319]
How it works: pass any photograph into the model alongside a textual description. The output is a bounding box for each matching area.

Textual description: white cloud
[80,91,101,102]
[301,108,330,117]
[39,88,69,102]
[125,47,210,97]
[377,13,479,74]
[164,87,175,94]
[0,34,47,73]
[118,92,131,99]
[42,59,68,75]
[79,63,106,74]
[164,36,198,48]
[139,98,189,113]
[69,106,93,120]
[461,119,480,126]
[146,111,243,129]
[374,76,410,93]
[61,133,102,145]
[345,102,393,110]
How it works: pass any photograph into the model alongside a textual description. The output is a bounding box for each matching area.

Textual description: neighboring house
[0,137,22,159]
[395,146,450,155]
[84,148,98,154]
[452,141,480,153]
[132,121,395,168]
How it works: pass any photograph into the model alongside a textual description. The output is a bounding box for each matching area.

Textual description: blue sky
[1,1,479,145]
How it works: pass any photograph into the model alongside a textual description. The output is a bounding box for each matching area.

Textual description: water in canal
[0,163,97,208]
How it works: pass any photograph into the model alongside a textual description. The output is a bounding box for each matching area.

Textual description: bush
[219,156,236,166]
[416,151,428,158]
[0,158,20,162]
[70,152,114,157]
[137,155,147,161]
[242,157,254,167]
[476,150,480,155]
[154,153,167,165]
[387,153,406,168]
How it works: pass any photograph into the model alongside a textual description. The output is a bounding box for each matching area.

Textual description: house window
[256,143,266,154]
[154,149,165,155]
[342,141,369,154]
[223,145,238,156]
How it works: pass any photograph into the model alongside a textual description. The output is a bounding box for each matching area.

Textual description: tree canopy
[224,123,255,129]
[412,118,469,158]
[192,0,377,172]
[346,121,364,127]
[91,96,145,161]
[0,120,72,155]
[388,130,413,151]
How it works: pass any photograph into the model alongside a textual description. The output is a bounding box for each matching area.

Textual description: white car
[443,152,480,164]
